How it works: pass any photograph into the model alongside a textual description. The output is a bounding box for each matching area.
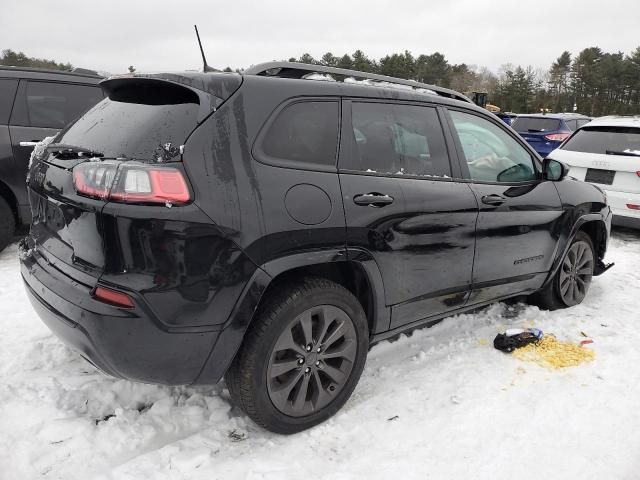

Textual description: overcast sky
[2,0,639,75]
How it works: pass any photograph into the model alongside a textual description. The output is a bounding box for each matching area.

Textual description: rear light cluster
[93,286,135,308]
[627,204,640,211]
[73,162,190,205]
[544,133,571,142]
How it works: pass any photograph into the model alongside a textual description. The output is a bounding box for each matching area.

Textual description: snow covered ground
[1,228,639,480]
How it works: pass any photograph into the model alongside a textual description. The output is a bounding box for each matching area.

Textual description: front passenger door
[446,109,564,304]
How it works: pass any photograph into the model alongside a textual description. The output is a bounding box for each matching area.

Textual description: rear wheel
[225,277,368,434]
[0,196,15,253]
[531,231,594,310]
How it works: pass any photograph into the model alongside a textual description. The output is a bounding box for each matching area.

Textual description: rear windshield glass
[511,117,561,132]
[562,127,640,155]
[55,81,200,161]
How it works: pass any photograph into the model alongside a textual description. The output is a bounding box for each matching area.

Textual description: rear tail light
[73,162,190,205]
[544,133,571,142]
[93,286,135,308]
[636,171,640,178]
[627,204,640,211]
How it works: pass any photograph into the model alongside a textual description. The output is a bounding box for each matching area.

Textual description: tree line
[1,49,73,72]
[4,45,639,116]
[265,47,640,116]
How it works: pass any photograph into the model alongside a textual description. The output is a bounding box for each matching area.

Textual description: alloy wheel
[266,305,358,417]
[558,240,594,306]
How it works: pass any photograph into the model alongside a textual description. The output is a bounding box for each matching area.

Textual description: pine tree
[352,50,375,73]
[298,53,317,65]
[549,51,571,111]
[320,52,337,67]
[336,54,354,70]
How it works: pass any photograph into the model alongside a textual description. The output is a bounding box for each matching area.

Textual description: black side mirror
[543,158,569,181]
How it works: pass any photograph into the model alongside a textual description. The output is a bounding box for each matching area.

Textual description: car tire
[0,196,15,253]
[531,231,595,310]
[225,277,369,434]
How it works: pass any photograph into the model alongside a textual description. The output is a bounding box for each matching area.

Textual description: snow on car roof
[584,115,640,129]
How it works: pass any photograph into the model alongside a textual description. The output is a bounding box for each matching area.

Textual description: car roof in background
[583,115,640,129]
[515,113,591,119]
[0,65,103,82]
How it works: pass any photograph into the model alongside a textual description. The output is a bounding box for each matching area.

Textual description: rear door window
[562,127,640,155]
[344,102,451,177]
[10,81,103,129]
[512,117,561,132]
[259,100,339,168]
[0,79,18,124]
[449,110,537,183]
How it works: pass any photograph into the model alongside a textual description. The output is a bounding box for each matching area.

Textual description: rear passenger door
[445,108,564,304]
[8,80,103,218]
[339,100,478,331]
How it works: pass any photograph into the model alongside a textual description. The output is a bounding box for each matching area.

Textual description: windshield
[512,117,561,132]
[562,127,640,155]
[55,81,201,162]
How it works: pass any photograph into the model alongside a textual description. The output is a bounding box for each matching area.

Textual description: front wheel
[225,277,369,434]
[531,231,595,310]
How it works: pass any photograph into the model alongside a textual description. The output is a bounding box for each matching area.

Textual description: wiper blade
[605,149,640,157]
[527,129,544,133]
[46,143,104,157]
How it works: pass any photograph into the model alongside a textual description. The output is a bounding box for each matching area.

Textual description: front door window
[450,110,537,183]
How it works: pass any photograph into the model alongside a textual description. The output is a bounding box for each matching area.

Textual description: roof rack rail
[244,62,471,104]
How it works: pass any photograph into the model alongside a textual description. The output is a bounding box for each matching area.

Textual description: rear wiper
[605,149,640,157]
[527,129,544,133]
[46,143,104,158]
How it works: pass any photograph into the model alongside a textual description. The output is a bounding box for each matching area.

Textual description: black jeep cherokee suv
[20,63,611,433]
[0,66,104,251]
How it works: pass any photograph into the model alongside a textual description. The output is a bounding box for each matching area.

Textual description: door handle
[481,194,506,206]
[353,193,394,207]
[19,140,42,147]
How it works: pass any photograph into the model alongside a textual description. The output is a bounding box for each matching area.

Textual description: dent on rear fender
[99,212,260,330]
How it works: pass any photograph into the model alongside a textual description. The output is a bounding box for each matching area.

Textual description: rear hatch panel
[553,126,640,193]
[513,117,564,150]
[24,73,242,282]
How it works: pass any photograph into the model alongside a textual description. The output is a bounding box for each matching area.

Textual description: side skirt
[370,288,538,346]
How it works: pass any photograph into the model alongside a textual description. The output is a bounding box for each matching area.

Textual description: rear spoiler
[101,73,242,123]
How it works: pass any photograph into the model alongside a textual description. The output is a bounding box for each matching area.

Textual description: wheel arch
[578,219,608,263]
[543,214,609,288]
[260,249,389,336]
[193,249,389,385]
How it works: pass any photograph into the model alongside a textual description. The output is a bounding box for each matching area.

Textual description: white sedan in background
[549,116,640,228]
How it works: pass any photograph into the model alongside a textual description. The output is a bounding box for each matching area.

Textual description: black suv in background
[20,63,612,433]
[0,66,104,250]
